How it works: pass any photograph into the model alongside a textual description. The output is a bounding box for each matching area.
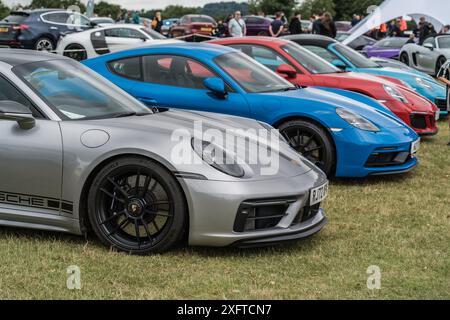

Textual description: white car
[56,24,180,61]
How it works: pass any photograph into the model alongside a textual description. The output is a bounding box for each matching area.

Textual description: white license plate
[411,139,420,155]
[310,182,329,206]
[435,111,440,121]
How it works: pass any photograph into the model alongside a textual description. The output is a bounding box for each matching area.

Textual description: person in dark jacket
[311,13,322,34]
[318,12,336,38]
[289,12,302,35]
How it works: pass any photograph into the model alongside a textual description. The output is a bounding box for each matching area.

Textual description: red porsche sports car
[210,37,439,136]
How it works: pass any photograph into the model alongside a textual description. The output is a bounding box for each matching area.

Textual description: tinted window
[215,52,295,93]
[245,17,263,24]
[2,13,29,23]
[0,76,39,117]
[105,28,144,39]
[109,57,142,80]
[303,45,342,64]
[281,43,339,74]
[68,13,90,26]
[332,44,379,68]
[43,12,70,24]
[377,38,408,48]
[229,44,290,72]
[141,28,166,39]
[437,36,450,49]
[142,55,215,89]
[423,37,436,47]
[14,60,150,120]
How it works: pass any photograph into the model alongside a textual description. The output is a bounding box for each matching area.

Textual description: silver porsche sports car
[400,34,450,76]
[0,50,328,254]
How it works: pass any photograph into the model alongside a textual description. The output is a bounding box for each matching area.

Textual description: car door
[0,75,63,217]
[104,27,146,52]
[416,37,437,72]
[109,54,251,118]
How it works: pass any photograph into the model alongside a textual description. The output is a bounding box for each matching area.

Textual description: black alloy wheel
[88,157,187,254]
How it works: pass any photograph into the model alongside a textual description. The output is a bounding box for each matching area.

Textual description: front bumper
[179,169,328,247]
[333,125,419,178]
[384,101,439,136]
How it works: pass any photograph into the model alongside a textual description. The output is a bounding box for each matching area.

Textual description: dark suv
[0,9,92,51]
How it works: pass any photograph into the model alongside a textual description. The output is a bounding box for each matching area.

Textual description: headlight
[336,108,380,132]
[415,77,433,90]
[383,85,409,103]
[191,139,245,177]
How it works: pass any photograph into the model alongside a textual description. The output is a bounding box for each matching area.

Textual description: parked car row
[0,11,447,254]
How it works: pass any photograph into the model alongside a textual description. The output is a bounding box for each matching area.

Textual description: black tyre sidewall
[65,44,87,61]
[87,157,187,254]
[400,52,409,65]
[278,119,335,176]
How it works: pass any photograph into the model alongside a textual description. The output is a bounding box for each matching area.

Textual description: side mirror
[203,77,227,99]
[276,64,297,79]
[0,101,35,130]
[423,43,434,51]
[331,59,347,70]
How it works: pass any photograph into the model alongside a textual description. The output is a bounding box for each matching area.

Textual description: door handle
[50,26,58,30]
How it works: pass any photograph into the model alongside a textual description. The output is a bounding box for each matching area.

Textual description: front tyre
[436,56,447,76]
[87,157,187,254]
[400,52,410,66]
[278,119,335,176]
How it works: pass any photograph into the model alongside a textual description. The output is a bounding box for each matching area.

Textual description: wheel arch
[78,153,190,240]
[272,115,338,175]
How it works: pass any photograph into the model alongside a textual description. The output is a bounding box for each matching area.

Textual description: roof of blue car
[103,42,236,60]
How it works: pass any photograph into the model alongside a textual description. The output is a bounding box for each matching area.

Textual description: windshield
[437,36,450,49]
[141,27,166,39]
[332,43,380,68]
[13,59,151,120]
[215,52,295,93]
[281,42,340,74]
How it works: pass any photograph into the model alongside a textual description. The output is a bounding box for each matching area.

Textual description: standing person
[351,14,360,27]
[437,60,450,146]
[124,11,131,24]
[270,12,285,37]
[228,11,246,37]
[151,11,163,33]
[214,20,227,38]
[132,11,140,25]
[312,13,323,34]
[418,17,431,44]
[289,12,302,35]
[406,33,416,44]
[318,12,336,38]
[388,20,401,37]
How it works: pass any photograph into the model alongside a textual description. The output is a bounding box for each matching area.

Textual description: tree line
[0,0,384,21]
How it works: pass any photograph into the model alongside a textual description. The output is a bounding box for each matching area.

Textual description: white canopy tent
[343,0,450,45]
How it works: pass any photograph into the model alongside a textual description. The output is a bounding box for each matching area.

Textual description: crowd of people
[116,9,450,44]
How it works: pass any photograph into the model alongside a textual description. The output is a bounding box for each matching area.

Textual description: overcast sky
[3,0,249,10]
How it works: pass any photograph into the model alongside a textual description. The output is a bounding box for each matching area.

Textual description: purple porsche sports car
[362,37,410,59]
[242,15,273,36]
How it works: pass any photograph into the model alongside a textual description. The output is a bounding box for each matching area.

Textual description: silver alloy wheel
[35,39,54,51]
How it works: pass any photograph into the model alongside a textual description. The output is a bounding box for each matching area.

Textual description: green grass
[0,122,449,300]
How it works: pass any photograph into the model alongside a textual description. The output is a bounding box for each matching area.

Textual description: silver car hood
[65,109,316,182]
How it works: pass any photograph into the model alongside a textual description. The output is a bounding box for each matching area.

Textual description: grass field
[0,122,449,300]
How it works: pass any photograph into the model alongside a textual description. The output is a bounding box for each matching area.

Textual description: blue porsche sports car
[285,35,448,116]
[83,42,420,178]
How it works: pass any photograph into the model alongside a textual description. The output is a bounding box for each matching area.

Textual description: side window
[105,28,144,39]
[142,55,216,89]
[423,37,435,48]
[304,45,341,63]
[0,76,42,118]
[68,13,90,26]
[229,44,289,71]
[43,12,70,24]
[109,57,142,80]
